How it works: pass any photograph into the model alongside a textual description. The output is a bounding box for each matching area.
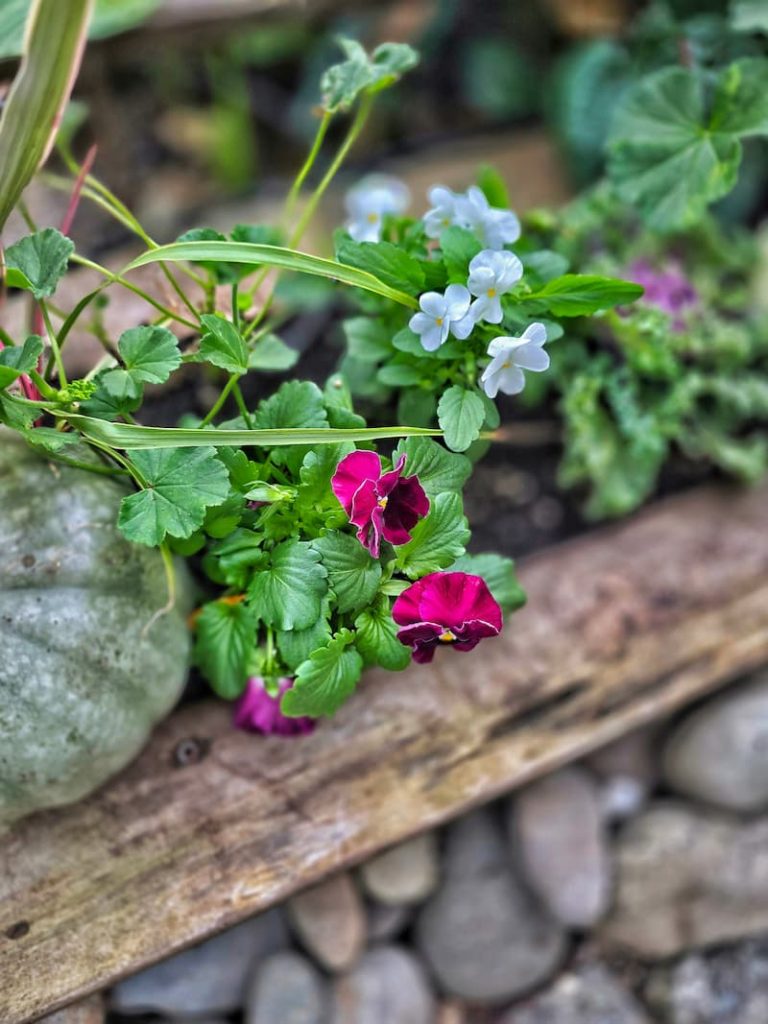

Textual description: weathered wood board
[2,481,768,1023]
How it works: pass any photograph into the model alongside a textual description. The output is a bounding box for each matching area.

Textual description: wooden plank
[2,482,768,1023]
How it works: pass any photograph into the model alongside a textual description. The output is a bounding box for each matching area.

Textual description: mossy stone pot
[0,431,191,828]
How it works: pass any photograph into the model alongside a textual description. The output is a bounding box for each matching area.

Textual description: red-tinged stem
[60,142,97,236]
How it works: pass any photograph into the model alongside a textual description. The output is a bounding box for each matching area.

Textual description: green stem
[142,542,177,637]
[39,299,67,386]
[232,380,253,427]
[231,282,240,333]
[284,109,332,220]
[46,451,127,478]
[199,374,238,426]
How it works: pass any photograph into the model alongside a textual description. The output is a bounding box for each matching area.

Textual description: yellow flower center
[438,629,456,643]
[435,317,444,326]
[367,212,379,224]
[502,360,511,368]
[487,288,497,298]
[377,496,388,509]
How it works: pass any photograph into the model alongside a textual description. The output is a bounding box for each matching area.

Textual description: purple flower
[233,677,315,737]
[627,259,698,330]
[331,450,430,558]
[392,571,503,664]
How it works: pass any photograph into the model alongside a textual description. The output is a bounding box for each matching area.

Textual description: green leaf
[59,411,441,449]
[247,539,328,630]
[392,436,471,499]
[199,314,249,375]
[377,362,423,387]
[354,599,411,671]
[296,441,355,512]
[253,379,328,431]
[21,425,84,453]
[276,613,333,672]
[731,0,768,32]
[437,385,486,452]
[248,333,298,371]
[5,229,74,298]
[125,242,419,309]
[323,374,366,430]
[525,274,643,317]
[439,226,482,281]
[336,237,425,296]
[117,325,181,383]
[0,0,92,231]
[477,165,510,209]
[117,447,231,546]
[450,552,526,615]
[607,64,754,231]
[312,531,382,615]
[342,316,391,363]
[0,335,43,389]
[397,388,437,428]
[281,629,363,717]
[711,57,768,137]
[194,600,256,699]
[0,0,163,59]
[320,37,418,112]
[395,491,469,579]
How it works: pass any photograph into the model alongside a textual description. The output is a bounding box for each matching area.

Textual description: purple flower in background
[332,450,430,557]
[627,260,698,330]
[392,571,503,664]
[234,677,315,737]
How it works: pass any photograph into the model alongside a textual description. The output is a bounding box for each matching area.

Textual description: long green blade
[124,242,420,309]
[0,0,94,233]
[62,413,440,449]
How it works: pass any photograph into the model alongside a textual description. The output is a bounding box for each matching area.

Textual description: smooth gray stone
[360,833,439,906]
[288,872,366,972]
[602,802,768,958]
[111,911,286,1016]
[510,767,612,927]
[501,962,651,1023]
[415,808,566,1004]
[366,899,413,942]
[331,945,435,1024]
[0,431,191,828]
[663,676,768,811]
[247,951,328,1024]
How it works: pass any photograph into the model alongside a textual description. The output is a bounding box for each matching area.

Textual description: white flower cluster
[343,177,551,398]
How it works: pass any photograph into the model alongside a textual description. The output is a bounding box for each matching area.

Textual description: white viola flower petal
[487,336,514,358]
[424,185,463,239]
[495,252,524,290]
[480,370,500,399]
[467,265,496,297]
[513,342,550,373]
[522,322,547,346]
[480,293,504,324]
[451,308,477,340]
[347,215,382,243]
[409,311,435,337]
[497,364,526,395]
[420,321,448,352]
[419,292,447,318]
[344,176,410,243]
[465,186,490,214]
[443,283,471,320]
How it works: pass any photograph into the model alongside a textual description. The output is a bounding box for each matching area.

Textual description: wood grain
[3,482,768,1023]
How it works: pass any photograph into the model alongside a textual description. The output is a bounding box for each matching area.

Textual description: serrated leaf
[336,237,425,296]
[354,599,411,670]
[253,379,328,431]
[312,531,382,615]
[199,314,248,375]
[118,325,181,383]
[0,335,43,389]
[525,274,643,316]
[711,57,768,136]
[320,37,418,113]
[395,491,469,578]
[281,629,363,717]
[377,362,423,387]
[248,333,298,371]
[392,436,471,499]
[194,600,256,699]
[342,316,391,363]
[276,610,333,672]
[5,229,74,298]
[296,441,355,511]
[247,539,328,630]
[439,226,482,281]
[437,385,486,452]
[450,552,526,615]
[118,447,230,546]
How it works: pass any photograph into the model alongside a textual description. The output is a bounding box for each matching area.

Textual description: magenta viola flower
[331,450,429,558]
[233,677,315,737]
[392,571,503,664]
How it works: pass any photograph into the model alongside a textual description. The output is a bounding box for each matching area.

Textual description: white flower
[466,249,523,324]
[480,323,550,398]
[458,186,520,250]
[409,284,471,352]
[423,185,464,239]
[345,175,410,243]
